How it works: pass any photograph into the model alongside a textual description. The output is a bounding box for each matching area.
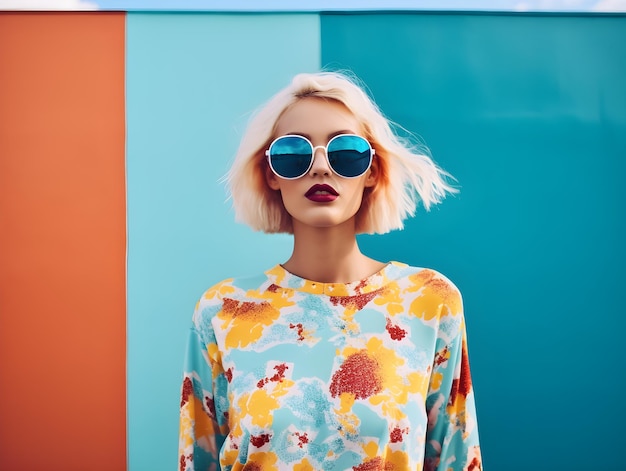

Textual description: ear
[265,164,281,190]
[364,157,379,188]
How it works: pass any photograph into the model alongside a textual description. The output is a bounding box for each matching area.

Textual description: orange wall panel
[0,12,126,470]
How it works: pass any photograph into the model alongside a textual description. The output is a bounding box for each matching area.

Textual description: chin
[307,219,341,228]
[289,208,360,231]
[298,216,357,230]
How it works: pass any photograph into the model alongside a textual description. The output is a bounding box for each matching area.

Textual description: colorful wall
[1,10,624,471]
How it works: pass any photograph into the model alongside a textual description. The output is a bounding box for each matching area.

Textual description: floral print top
[179,262,482,471]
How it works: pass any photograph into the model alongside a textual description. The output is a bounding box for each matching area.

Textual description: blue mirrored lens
[269,134,372,179]
[269,136,313,178]
[327,135,372,177]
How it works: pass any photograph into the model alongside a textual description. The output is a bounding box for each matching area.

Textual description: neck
[282,220,385,283]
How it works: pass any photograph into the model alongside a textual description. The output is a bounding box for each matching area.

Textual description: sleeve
[178,303,230,471]
[424,288,482,471]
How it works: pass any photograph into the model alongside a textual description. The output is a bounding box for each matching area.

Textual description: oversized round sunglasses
[265,134,375,179]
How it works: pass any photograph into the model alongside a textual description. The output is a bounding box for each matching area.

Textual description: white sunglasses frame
[265,133,375,180]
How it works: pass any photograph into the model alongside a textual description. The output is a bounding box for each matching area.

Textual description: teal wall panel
[322,12,625,471]
[126,13,320,470]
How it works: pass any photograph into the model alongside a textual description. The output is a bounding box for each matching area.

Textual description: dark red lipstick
[305,184,339,202]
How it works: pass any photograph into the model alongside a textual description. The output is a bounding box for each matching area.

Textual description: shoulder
[388,261,461,292]
[192,271,272,326]
[387,261,463,317]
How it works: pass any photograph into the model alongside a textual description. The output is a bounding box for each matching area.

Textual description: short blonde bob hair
[226,71,456,235]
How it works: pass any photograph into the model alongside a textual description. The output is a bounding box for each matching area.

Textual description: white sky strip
[1,0,625,12]
[0,0,97,9]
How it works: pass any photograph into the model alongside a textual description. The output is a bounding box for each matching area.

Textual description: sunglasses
[265,134,375,179]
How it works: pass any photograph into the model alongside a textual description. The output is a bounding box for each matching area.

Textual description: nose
[308,145,332,176]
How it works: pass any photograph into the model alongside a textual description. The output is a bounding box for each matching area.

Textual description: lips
[305,184,339,202]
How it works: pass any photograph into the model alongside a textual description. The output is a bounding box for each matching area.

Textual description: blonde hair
[226,71,457,234]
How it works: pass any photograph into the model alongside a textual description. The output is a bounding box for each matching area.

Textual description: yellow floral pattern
[179,262,481,471]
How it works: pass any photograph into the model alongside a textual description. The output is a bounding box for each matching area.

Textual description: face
[266,98,377,232]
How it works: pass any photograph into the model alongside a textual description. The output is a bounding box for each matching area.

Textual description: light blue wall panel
[126,13,320,470]
[322,12,626,471]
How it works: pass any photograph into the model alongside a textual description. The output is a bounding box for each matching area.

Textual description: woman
[179,71,482,471]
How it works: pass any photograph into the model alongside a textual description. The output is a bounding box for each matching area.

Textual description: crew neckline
[265,261,405,297]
